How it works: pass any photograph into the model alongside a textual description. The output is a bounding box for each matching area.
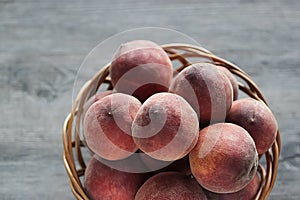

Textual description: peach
[84,155,148,200]
[132,92,199,161]
[216,66,238,100]
[170,63,233,127]
[110,40,173,102]
[135,172,207,200]
[189,123,258,193]
[205,173,260,200]
[140,153,191,175]
[83,93,141,160]
[226,98,278,154]
[82,90,113,118]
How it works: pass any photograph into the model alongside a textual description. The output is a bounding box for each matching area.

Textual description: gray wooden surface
[0,0,299,199]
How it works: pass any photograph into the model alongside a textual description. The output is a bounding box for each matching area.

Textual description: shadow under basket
[62,43,281,200]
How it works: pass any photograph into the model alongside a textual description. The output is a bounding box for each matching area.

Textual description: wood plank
[0,0,299,199]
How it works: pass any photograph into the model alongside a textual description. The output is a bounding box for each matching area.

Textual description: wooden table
[1,0,299,199]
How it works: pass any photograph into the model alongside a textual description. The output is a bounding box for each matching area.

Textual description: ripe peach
[83,93,141,160]
[84,155,148,200]
[132,92,199,161]
[82,90,113,118]
[189,123,258,193]
[135,172,207,200]
[226,98,278,154]
[170,63,233,126]
[216,66,238,100]
[205,173,260,200]
[110,40,173,102]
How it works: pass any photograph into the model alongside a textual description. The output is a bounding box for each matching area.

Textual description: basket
[62,43,281,200]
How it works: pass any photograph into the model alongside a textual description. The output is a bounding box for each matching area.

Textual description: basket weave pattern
[62,44,281,200]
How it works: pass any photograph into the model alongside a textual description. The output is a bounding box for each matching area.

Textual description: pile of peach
[82,40,278,200]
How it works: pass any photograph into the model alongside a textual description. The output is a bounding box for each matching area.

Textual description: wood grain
[0,0,299,199]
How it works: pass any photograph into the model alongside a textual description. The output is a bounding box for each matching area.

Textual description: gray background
[0,0,299,199]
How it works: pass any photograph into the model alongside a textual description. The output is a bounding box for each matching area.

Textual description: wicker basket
[62,43,281,200]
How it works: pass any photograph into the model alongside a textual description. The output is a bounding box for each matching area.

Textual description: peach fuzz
[84,93,141,160]
[226,98,278,154]
[189,123,258,193]
[132,92,199,161]
[110,40,173,102]
[84,155,149,200]
[170,63,233,127]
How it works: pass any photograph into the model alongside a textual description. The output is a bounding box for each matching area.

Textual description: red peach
[84,93,141,160]
[84,155,148,200]
[110,40,173,102]
[170,63,233,126]
[226,98,278,154]
[132,92,199,161]
[189,123,258,193]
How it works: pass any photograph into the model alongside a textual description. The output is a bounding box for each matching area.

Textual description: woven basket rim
[62,43,281,200]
